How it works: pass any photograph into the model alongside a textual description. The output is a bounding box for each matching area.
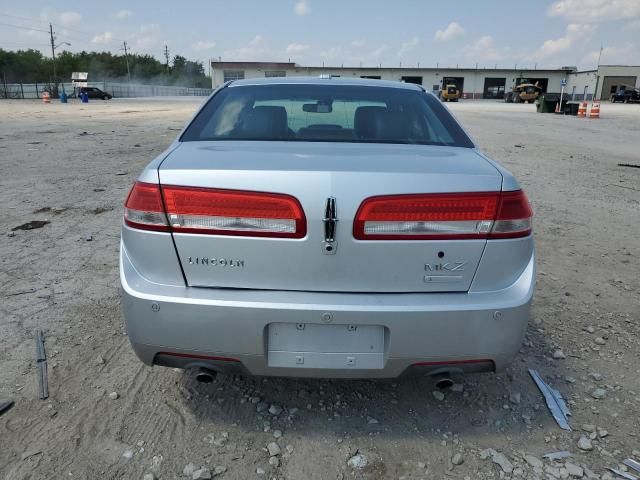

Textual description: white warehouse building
[211,61,640,101]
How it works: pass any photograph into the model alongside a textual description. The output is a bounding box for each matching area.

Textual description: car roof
[228,76,424,91]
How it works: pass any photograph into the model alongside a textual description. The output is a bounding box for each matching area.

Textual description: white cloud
[115,9,133,19]
[370,45,389,59]
[626,19,640,29]
[294,0,311,16]
[58,11,81,27]
[548,0,640,22]
[132,24,161,50]
[531,23,593,60]
[398,36,420,56]
[222,35,271,61]
[434,22,464,41]
[319,43,389,66]
[91,32,113,45]
[192,41,216,51]
[286,43,310,54]
[351,40,366,48]
[464,35,509,62]
[583,43,636,64]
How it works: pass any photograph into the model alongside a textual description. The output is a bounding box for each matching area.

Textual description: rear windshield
[181,83,474,147]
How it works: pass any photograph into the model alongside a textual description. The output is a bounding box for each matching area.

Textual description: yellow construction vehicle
[505,81,542,103]
[440,84,461,102]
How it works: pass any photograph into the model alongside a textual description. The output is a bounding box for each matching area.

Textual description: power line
[0,12,49,25]
[0,42,51,47]
[0,12,127,44]
[0,21,49,33]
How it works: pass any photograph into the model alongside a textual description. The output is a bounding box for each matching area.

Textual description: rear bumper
[120,243,534,379]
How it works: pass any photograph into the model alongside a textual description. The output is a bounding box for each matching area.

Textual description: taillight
[353,190,532,240]
[161,186,306,238]
[124,182,170,231]
[489,190,533,239]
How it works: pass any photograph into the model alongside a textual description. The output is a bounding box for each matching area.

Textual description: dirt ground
[1,97,639,480]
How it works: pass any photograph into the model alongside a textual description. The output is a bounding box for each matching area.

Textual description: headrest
[354,106,409,141]
[241,106,288,138]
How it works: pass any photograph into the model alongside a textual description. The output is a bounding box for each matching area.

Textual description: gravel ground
[1,97,639,480]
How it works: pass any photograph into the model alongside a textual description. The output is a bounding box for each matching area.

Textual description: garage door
[483,78,506,99]
[601,76,637,100]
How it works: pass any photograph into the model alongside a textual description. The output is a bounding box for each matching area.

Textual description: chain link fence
[0,81,212,99]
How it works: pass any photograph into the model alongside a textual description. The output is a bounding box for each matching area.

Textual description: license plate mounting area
[267,323,385,369]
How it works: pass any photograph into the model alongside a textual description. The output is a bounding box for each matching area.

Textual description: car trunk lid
[159,141,503,293]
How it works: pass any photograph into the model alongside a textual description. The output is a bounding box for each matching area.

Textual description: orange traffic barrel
[589,101,600,119]
[577,102,587,118]
[42,91,50,104]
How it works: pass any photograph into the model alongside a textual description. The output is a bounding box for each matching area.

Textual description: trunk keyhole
[438,251,445,258]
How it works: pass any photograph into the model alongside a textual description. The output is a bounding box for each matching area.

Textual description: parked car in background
[77,87,112,100]
[610,86,640,103]
[120,77,535,381]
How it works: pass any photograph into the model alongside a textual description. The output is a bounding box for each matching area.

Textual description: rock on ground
[432,391,445,401]
[192,467,212,480]
[524,455,543,469]
[348,454,368,469]
[565,462,584,478]
[480,449,513,474]
[577,436,593,451]
[183,463,197,476]
[267,442,281,456]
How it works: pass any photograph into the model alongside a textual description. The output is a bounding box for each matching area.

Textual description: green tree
[0,48,210,87]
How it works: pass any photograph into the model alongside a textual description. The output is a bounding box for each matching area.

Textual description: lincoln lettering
[187,257,245,268]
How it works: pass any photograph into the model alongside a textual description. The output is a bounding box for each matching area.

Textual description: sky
[1,0,639,71]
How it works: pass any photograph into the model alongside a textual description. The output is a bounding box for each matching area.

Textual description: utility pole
[122,41,131,83]
[593,45,603,101]
[164,44,170,73]
[49,23,57,90]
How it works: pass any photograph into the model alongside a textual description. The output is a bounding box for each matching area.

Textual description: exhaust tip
[195,368,216,384]
[435,377,455,390]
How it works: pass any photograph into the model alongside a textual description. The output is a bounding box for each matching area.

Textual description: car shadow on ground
[176,322,571,440]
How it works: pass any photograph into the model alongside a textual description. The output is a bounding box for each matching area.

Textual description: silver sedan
[120,77,534,380]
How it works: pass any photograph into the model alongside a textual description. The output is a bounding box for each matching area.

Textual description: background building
[211,61,640,100]
[567,65,640,101]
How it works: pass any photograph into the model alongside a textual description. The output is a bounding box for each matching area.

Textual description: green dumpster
[536,95,558,113]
